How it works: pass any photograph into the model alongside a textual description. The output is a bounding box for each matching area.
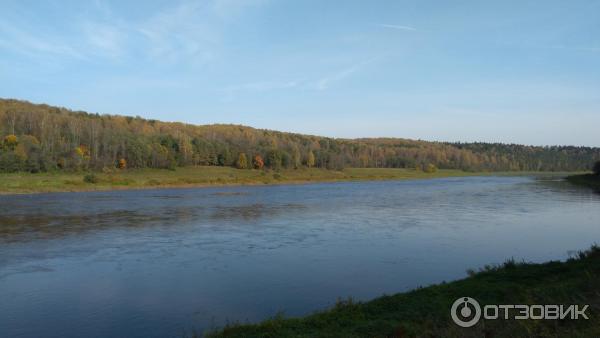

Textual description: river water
[1,176,599,337]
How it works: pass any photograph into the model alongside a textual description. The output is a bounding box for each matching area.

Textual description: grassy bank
[566,173,600,190]
[207,246,600,338]
[0,166,579,195]
[0,167,491,194]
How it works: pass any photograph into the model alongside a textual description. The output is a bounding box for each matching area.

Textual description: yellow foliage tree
[3,134,18,149]
[306,150,315,168]
[118,158,127,169]
[424,163,438,173]
[236,153,248,169]
[75,145,90,158]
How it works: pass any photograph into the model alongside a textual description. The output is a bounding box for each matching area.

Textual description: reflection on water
[1,176,599,338]
[0,200,307,243]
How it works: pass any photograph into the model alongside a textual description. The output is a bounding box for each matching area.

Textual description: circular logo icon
[451,297,481,327]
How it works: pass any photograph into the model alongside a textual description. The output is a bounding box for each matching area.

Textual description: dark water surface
[1,176,599,337]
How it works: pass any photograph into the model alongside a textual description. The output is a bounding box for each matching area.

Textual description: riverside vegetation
[0,167,486,194]
[566,160,600,190]
[1,98,599,175]
[207,246,600,338]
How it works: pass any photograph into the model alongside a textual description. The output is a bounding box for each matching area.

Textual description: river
[1,176,599,337]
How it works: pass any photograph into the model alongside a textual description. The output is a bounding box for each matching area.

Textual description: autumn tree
[236,152,248,169]
[424,163,437,173]
[118,158,127,169]
[3,134,17,150]
[0,99,599,173]
[75,145,90,158]
[306,150,315,168]
[75,145,90,170]
[252,154,264,169]
[0,134,23,172]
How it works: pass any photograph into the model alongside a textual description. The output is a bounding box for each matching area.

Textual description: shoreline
[206,245,600,337]
[0,167,579,195]
[566,173,600,190]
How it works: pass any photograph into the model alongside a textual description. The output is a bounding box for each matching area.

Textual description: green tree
[217,152,229,166]
[280,151,291,168]
[266,149,283,169]
[14,135,42,172]
[0,152,22,172]
[236,152,248,169]
[292,148,301,169]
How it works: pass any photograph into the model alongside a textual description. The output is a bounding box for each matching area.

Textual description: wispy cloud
[135,0,268,63]
[83,22,126,59]
[376,24,416,31]
[136,1,216,62]
[0,21,84,59]
[316,57,378,90]
[0,0,269,65]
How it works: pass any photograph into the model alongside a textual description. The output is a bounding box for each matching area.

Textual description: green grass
[0,167,495,194]
[566,173,600,190]
[206,246,600,338]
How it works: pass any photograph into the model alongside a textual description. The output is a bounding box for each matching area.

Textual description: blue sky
[1,0,599,146]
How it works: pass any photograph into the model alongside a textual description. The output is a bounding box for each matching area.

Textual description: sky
[1,0,599,146]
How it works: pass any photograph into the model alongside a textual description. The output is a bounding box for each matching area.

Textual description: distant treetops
[1,98,599,173]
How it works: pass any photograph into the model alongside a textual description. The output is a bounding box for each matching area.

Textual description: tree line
[1,98,599,173]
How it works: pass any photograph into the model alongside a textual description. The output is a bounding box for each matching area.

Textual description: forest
[1,98,599,173]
